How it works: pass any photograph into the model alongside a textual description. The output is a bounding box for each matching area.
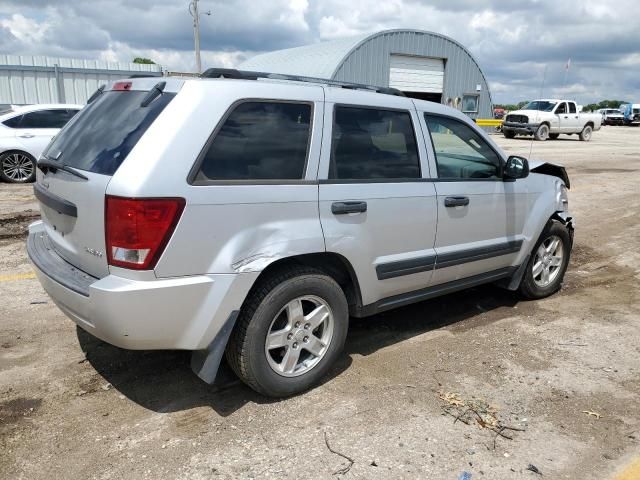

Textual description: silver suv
[28,70,574,397]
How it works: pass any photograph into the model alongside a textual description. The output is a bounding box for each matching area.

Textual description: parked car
[0,104,82,183]
[620,103,640,126]
[502,99,601,141]
[598,108,624,125]
[27,72,574,397]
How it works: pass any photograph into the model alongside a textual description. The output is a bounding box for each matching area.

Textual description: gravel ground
[1,126,639,479]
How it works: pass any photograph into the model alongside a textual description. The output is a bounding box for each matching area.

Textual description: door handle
[19,133,35,138]
[563,116,568,119]
[444,196,470,207]
[331,201,367,215]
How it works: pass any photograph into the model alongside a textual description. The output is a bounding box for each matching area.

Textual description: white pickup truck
[502,99,601,141]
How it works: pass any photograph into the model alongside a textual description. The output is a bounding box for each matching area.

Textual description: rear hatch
[35,79,178,278]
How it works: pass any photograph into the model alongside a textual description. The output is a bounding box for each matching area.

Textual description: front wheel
[534,124,550,141]
[0,151,36,183]
[519,220,572,299]
[226,266,348,397]
[503,130,516,139]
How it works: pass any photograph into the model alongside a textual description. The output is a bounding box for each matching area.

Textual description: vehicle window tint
[196,102,311,181]
[556,103,567,114]
[330,106,420,179]
[44,91,175,175]
[19,109,73,129]
[2,115,22,128]
[568,103,577,114]
[425,114,501,180]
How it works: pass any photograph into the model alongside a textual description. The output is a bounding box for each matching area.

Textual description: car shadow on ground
[77,284,521,417]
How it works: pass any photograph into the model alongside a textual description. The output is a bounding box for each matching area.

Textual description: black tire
[579,124,593,141]
[226,266,348,397]
[0,151,36,183]
[503,130,516,139]
[549,133,560,140]
[534,124,550,141]
[519,220,572,299]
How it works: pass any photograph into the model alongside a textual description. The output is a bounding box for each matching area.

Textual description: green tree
[133,57,156,64]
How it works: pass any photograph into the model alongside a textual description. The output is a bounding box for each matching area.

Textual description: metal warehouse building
[0,55,162,105]
[240,29,493,120]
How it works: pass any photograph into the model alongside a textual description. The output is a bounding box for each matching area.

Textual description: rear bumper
[27,221,257,350]
[502,122,540,135]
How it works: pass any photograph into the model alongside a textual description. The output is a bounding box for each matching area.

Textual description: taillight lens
[105,196,185,270]
[112,81,133,91]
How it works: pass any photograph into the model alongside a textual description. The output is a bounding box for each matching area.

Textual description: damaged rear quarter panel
[154,187,325,277]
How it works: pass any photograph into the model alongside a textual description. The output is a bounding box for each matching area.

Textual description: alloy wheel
[532,235,564,288]
[264,295,334,377]
[2,153,34,182]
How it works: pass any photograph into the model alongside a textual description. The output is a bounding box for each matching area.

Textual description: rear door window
[330,106,420,180]
[194,101,312,182]
[44,90,175,175]
[3,115,22,128]
[20,109,73,129]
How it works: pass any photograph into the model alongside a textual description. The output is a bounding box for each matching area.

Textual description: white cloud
[0,0,638,103]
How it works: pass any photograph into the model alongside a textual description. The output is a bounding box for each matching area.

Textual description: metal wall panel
[333,30,493,120]
[0,55,162,105]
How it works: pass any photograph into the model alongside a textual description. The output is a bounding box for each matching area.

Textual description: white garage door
[388,55,444,93]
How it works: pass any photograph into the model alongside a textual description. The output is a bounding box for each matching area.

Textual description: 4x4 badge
[85,247,103,258]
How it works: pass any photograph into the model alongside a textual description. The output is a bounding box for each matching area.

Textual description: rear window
[193,101,312,182]
[44,90,174,175]
[3,115,22,128]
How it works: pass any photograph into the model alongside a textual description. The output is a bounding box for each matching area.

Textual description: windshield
[522,101,557,112]
[44,90,175,175]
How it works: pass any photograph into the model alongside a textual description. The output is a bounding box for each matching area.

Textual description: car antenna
[529,64,547,159]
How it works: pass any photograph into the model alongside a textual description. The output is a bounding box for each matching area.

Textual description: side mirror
[504,155,529,180]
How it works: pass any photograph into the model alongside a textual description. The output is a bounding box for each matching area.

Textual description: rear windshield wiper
[37,159,89,181]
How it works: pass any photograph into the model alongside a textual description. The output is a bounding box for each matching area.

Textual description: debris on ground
[439,391,525,448]
[323,431,355,475]
[458,472,472,480]
[582,410,602,419]
[526,464,543,475]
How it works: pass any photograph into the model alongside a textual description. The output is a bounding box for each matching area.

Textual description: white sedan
[0,104,82,183]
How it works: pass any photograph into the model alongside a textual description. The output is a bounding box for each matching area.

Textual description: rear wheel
[0,151,36,183]
[549,133,560,140]
[534,124,550,141]
[503,130,516,139]
[579,124,593,141]
[226,266,348,397]
[519,220,571,299]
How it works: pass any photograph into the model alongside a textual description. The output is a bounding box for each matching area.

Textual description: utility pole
[189,0,211,73]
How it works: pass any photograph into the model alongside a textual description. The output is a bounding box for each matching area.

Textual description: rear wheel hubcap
[2,153,33,181]
[265,295,334,377]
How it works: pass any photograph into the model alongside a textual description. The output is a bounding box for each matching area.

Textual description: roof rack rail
[201,68,406,97]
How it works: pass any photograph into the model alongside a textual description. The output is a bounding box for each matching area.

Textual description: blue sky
[1,0,638,104]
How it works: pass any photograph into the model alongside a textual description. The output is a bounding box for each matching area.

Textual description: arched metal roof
[239,29,493,120]
[240,29,488,85]
[239,32,372,79]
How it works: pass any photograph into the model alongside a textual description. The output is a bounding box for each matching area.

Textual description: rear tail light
[105,196,185,270]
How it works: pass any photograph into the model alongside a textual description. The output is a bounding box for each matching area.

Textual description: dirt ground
[1,126,639,479]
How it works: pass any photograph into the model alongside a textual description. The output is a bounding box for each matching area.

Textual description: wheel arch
[247,252,363,315]
[0,148,35,158]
